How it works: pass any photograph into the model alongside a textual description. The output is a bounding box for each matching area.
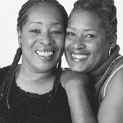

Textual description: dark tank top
[0,66,72,123]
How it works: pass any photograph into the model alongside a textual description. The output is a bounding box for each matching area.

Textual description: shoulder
[0,65,11,71]
[0,65,11,83]
[101,55,123,98]
[0,65,11,74]
[105,65,123,96]
[98,58,123,122]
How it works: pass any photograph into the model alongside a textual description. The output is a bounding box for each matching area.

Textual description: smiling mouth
[71,53,88,61]
[35,50,54,59]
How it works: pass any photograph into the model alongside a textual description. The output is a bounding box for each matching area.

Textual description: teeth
[72,54,87,59]
[36,51,53,57]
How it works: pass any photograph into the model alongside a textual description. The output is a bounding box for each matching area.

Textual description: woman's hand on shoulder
[60,68,90,90]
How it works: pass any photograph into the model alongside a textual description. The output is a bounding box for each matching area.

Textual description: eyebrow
[29,22,63,27]
[67,27,75,30]
[28,22,42,26]
[83,29,96,32]
[67,27,96,32]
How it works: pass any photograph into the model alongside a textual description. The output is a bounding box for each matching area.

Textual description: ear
[110,34,117,49]
[17,27,22,48]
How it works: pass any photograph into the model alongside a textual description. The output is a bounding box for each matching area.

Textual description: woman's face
[65,10,110,73]
[18,3,65,73]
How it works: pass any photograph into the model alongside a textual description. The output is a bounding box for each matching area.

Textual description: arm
[61,69,97,123]
[98,67,123,123]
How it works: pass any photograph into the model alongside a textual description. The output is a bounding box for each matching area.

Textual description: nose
[39,32,54,45]
[72,37,86,50]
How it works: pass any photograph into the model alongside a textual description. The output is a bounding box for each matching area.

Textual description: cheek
[64,42,68,50]
[21,34,28,44]
[89,39,104,54]
[57,40,65,50]
[21,40,30,50]
[89,42,108,67]
[65,39,72,49]
[21,35,34,48]
[55,35,65,47]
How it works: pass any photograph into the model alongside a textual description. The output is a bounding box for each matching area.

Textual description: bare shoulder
[106,65,123,94]
[98,66,123,123]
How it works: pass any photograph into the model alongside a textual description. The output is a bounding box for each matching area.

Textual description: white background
[0,0,123,67]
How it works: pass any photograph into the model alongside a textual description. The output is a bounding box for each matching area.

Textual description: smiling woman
[63,0,123,122]
[0,0,123,67]
[0,0,75,122]
[0,0,123,123]
[0,0,94,123]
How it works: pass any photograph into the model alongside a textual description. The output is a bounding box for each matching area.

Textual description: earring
[109,46,112,56]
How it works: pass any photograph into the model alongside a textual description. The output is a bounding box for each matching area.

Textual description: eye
[30,29,41,34]
[51,30,63,35]
[66,31,75,37]
[84,34,96,39]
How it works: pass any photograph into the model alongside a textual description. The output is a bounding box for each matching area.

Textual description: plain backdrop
[0,0,123,68]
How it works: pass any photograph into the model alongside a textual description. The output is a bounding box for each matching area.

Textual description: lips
[70,52,89,62]
[35,50,54,59]
[72,54,87,59]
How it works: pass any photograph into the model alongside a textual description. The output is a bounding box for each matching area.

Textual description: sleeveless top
[0,66,72,123]
[89,45,123,115]
[97,55,123,103]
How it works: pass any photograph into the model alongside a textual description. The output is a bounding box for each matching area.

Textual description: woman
[64,0,123,122]
[0,0,74,122]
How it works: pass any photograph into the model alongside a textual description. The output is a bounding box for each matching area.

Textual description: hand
[61,69,96,123]
[61,68,90,90]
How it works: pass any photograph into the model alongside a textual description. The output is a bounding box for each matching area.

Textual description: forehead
[68,10,102,29]
[26,3,64,25]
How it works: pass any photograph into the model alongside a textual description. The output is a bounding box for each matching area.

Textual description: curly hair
[70,0,117,41]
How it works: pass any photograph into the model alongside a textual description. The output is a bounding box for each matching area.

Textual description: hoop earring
[109,46,112,56]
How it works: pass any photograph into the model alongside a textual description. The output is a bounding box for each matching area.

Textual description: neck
[15,65,58,95]
[16,64,57,84]
[90,45,120,83]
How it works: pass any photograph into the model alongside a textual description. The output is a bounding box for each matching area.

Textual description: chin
[69,65,83,72]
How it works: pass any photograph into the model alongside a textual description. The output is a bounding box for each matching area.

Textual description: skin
[16,3,65,94]
[63,9,123,123]
[65,10,111,73]
[16,3,91,123]
[61,69,95,123]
